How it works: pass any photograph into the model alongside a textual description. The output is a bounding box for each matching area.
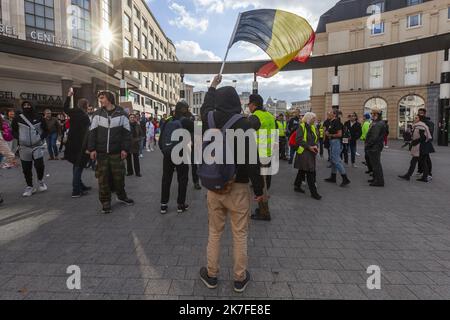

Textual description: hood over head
[215,86,242,115]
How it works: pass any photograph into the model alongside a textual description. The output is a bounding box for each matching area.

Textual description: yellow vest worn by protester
[318,123,325,139]
[277,120,287,137]
[297,122,318,155]
[254,110,277,158]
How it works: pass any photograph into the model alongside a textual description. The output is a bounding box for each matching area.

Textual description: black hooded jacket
[201,87,264,197]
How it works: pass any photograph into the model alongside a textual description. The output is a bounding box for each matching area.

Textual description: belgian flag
[228,9,315,78]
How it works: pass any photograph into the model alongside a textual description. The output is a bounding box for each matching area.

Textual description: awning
[113,33,450,74]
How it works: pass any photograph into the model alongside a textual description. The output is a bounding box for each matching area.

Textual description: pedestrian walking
[159,101,194,214]
[146,117,155,152]
[399,115,432,182]
[417,108,435,181]
[88,91,134,214]
[343,113,362,167]
[324,110,351,187]
[11,101,49,197]
[0,128,18,204]
[139,112,147,158]
[44,109,61,160]
[127,113,143,177]
[365,107,387,187]
[287,110,300,164]
[198,75,264,294]
[63,88,92,198]
[293,112,322,200]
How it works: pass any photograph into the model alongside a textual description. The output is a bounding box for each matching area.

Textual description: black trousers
[367,149,384,185]
[126,153,141,176]
[411,155,429,179]
[319,139,324,157]
[295,170,318,195]
[418,154,432,176]
[21,158,45,187]
[279,137,287,160]
[191,164,199,184]
[161,155,189,205]
[365,148,373,172]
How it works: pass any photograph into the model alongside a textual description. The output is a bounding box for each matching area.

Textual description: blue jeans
[46,132,59,158]
[73,165,84,194]
[330,139,346,175]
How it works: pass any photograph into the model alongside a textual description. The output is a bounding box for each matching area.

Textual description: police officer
[248,94,276,221]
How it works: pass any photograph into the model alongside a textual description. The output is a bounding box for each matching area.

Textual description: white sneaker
[23,186,35,197]
[428,176,433,182]
[352,164,358,168]
[146,149,151,152]
[38,181,48,192]
[139,154,144,158]
[150,148,154,152]
[356,152,361,157]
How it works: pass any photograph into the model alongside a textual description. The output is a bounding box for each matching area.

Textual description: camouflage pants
[96,153,127,204]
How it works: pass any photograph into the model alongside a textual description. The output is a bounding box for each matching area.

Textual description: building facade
[291,100,312,115]
[192,91,206,116]
[265,97,288,116]
[311,0,450,140]
[0,0,180,116]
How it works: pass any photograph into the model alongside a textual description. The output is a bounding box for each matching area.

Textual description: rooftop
[316,0,432,33]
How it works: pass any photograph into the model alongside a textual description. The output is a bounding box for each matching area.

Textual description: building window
[371,2,385,13]
[448,7,450,20]
[70,0,91,51]
[371,21,385,35]
[142,34,148,50]
[133,47,140,59]
[133,5,140,20]
[133,24,140,41]
[407,0,422,6]
[123,38,131,56]
[101,0,112,61]
[404,55,421,86]
[369,61,383,89]
[124,13,131,32]
[25,0,55,41]
[407,13,422,28]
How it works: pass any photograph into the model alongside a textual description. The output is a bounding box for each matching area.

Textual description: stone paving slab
[1,141,450,299]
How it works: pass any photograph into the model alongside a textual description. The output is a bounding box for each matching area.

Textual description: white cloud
[169,2,209,33]
[192,0,338,28]
[175,40,221,61]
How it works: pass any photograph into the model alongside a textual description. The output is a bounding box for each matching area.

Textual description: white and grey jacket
[11,112,47,148]
[87,106,131,154]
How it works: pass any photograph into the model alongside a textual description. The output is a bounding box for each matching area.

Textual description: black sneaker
[118,198,135,206]
[161,204,168,215]
[101,203,112,214]
[194,183,202,190]
[398,175,410,181]
[177,204,189,214]
[81,185,92,192]
[72,191,88,198]
[199,267,218,289]
[294,186,305,193]
[234,271,251,293]
[251,213,271,221]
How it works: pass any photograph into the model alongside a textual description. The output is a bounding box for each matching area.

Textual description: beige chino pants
[206,183,251,282]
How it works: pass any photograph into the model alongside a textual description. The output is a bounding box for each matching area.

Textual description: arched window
[398,95,425,139]
[364,97,388,120]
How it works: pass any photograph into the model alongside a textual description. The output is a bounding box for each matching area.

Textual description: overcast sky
[147,0,340,106]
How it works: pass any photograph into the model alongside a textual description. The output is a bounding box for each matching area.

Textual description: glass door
[398,95,425,139]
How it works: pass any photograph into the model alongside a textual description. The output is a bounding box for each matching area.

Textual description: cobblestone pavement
[1,141,450,300]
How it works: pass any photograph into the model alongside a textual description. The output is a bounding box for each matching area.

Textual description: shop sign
[0,23,16,36]
[0,91,63,106]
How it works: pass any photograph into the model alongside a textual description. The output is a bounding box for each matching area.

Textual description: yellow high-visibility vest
[254,110,277,158]
[277,120,287,137]
[297,122,318,155]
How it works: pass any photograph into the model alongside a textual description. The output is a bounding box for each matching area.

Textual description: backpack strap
[222,114,244,132]
[207,111,216,129]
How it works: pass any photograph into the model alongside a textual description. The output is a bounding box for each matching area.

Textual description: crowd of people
[0,74,437,293]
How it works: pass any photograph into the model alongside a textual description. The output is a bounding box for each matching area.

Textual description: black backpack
[159,118,183,157]
[197,112,244,193]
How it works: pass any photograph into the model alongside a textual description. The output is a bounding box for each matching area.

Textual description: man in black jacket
[199,75,264,294]
[88,91,134,214]
[343,113,362,167]
[159,101,194,214]
[64,88,91,198]
[365,108,387,187]
[417,108,435,181]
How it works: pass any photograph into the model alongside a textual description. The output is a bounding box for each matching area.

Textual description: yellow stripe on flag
[266,10,314,69]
